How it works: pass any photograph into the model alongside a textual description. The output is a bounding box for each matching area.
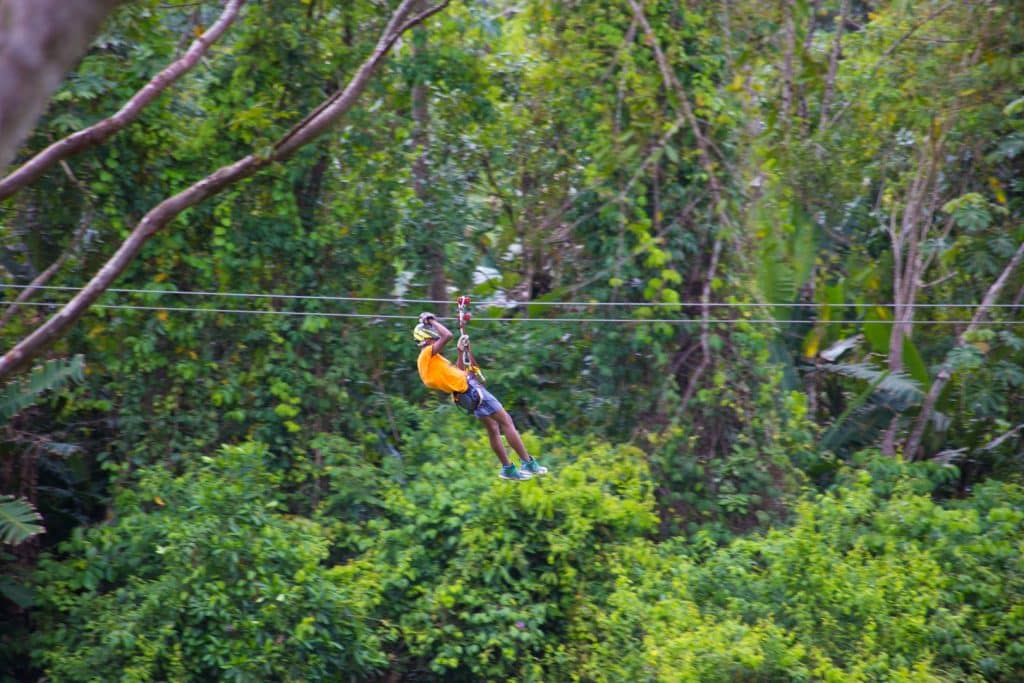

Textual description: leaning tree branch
[980,422,1024,453]
[395,2,451,35]
[905,238,1024,460]
[0,0,450,380]
[0,0,247,202]
[0,211,91,330]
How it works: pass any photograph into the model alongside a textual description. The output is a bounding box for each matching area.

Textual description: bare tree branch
[0,0,449,379]
[980,422,1024,453]
[629,0,724,202]
[395,1,450,36]
[0,0,126,174]
[780,0,796,126]
[680,237,723,410]
[817,0,850,132]
[0,0,247,202]
[905,238,1024,460]
[0,162,94,328]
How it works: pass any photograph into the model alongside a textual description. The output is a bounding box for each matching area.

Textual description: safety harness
[451,295,485,413]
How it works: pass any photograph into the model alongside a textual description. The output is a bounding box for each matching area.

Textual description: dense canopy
[1,1,1023,680]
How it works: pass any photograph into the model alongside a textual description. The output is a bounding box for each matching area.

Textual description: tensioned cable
[4,301,1022,325]
[0,283,1019,309]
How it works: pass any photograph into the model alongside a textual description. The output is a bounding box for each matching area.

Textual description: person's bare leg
[493,409,533,462]
[479,414,512,466]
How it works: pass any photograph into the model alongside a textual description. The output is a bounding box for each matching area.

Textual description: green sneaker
[499,464,532,481]
[521,459,549,475]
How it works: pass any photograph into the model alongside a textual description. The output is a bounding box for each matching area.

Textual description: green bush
[565,456,1024,682]
[31,442,385,682]
[348,430,659,680]
[25,434,1024,682]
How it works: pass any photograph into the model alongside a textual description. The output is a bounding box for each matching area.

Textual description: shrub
[31,442,385,682]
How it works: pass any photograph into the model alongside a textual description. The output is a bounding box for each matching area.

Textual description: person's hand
[457,335,470,351]
[418,311,436,325]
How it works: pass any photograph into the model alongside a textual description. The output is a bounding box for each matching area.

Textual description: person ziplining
[414,297,548,481]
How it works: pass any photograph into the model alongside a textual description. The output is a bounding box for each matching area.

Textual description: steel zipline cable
[2,299,1023,326]
[0,283,1021,310]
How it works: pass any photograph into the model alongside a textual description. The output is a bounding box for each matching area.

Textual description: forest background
[1,0,1023,680]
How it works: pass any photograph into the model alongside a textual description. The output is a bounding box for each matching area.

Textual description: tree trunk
[881,140,944,454]
[0,0,126,173]
[0,0,246,201]
[410,23,448,312]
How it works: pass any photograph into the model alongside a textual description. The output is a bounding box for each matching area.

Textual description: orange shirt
[417,345,469,394]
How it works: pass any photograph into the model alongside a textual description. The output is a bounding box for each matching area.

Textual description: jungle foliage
[1,0,1022,680]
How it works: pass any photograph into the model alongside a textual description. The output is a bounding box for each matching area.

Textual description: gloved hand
[457,335,470,351]
[418,311,436,325]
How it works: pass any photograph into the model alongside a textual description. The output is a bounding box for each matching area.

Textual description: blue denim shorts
[467,374,503,418]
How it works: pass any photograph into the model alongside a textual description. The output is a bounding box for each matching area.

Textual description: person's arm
[456,335,484,382]
[424,315,453,356]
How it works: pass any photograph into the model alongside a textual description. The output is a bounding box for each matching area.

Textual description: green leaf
[300,315,329,333]
[862,308,891,354]
[942,193,991,232]
[1003,96,1024,116]
[0,576,34,608]
[901,336,931,391]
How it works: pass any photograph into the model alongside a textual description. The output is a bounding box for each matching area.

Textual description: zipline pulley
[457,295,471,338]
[456,295,484,381]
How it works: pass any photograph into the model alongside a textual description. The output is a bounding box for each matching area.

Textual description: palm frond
[821,369,891,450]
[0,354,85,423]
[0,495,44,545]
[820,362,924,410]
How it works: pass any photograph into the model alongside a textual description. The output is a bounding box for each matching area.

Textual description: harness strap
[451,385,482,413]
